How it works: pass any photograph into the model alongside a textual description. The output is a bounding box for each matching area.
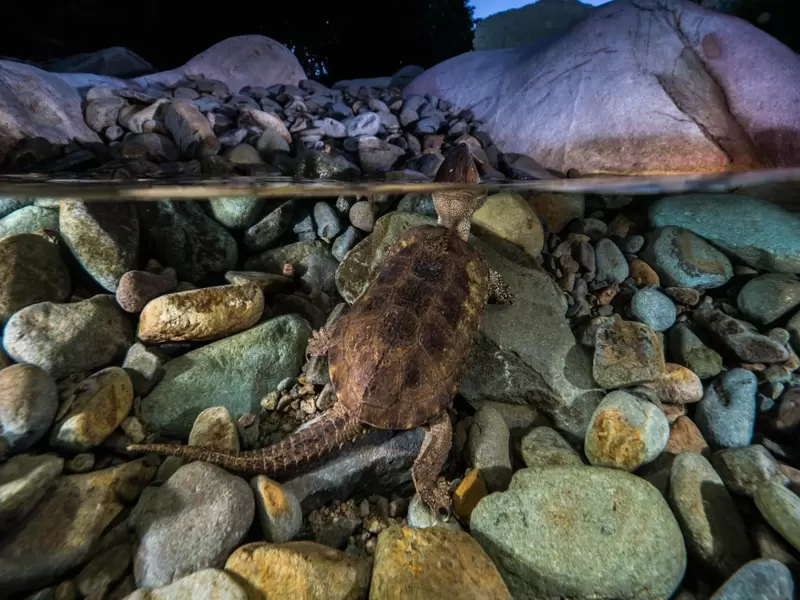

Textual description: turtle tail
[126,403,368,478]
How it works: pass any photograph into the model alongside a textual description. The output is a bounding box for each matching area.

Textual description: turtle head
[432,143,485,241]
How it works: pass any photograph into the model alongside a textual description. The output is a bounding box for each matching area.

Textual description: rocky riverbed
[0,67,799,600]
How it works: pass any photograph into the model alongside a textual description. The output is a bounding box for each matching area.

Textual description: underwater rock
[668,452,754,579]
[130,462,254,588]
[737,273,800,325]
[60,200,139,292]
[370,526,512,599]
[650,194,800,274]
[0,233,71,323]
[2,295,133,379]
[225,541,370,599]
[641,226,733,289]
[470,466,686,599]
[695,368,757,449]
[138,200,238,286]
[138,314,310,438]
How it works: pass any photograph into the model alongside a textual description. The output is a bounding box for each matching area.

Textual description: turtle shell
[327,225,489,429]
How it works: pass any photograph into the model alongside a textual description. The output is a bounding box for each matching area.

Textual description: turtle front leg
[488,268,514,305]
[412,412,454,516]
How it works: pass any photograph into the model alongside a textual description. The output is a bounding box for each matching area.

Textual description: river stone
[284,428,423,515]
[668,323,723,379]
[471,192,545,260]
[370,526,512,600]
[2,295,134,379]
[584,390,670,472]
[337,211,601,440]
[60,201,139,292]
[471,466,686,599]
[75,541,132,597]
[137,283,264,343]
[243,199,297,252]
[649,194,800,274]
[130,462,254,588]
[710,445,790,498]
[0,364,59,455]
[124,568,249,600]
[244,240,338,295]
[0,453,63,531]
[709,558,796,600]
[630,287,677,332]
[525,191,584,235]
[641,226,733,289]
[49,367,134,452]
[695,369,757,449]
[0,206,59,238]
[519,426,583,469]
[594,238,629,287]
[138,200,237,285]
[251,476,302,543]
[0,459,155,595]
[693,306,790,364]
[208,197,265,229]
[754,482,800,553]
[0,233,71,323]
[116,268,179,313]
[593,318,665,389]
[647,363,703,405]
[139,314,310,437]
[187,406,239,452]
[668,452,754,579]
[737,274,800,326]
[466,405,512,492]
[225,541,371,599]
[0,197,33,218]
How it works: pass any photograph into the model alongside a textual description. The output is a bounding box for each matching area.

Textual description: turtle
[127,143,513,513]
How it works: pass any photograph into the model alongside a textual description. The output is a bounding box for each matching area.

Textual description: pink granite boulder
[0,60,101,165]
[132,35,307,94]
[404,0,800,175]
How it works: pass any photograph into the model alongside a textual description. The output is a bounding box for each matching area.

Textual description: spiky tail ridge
[126,403,368,478]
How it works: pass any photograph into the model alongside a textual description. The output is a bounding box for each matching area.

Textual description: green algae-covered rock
[470,466,686,599]
[139,315,311,437]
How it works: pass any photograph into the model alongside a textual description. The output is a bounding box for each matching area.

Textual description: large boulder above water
[0,60,101,165]
[1,36,305,165]
[404,0,800,174]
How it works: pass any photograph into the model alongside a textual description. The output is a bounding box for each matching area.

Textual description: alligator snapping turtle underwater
[127,143,514,513]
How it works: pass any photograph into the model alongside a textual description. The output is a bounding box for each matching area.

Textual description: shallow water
[1,164,799,599]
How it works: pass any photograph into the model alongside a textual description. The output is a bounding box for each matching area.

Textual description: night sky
[470,0,611,19]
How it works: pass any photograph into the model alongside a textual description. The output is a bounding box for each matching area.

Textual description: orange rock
[661,403,687,424]
[664,416,709,455]
[369,526,512,600]
[629,259,660,286]
[137,283,264,343]
[645,363,704,404]
[595,284,619,306]
[225,541,370,600]
[453,468,488,526]
[525,192,584,234]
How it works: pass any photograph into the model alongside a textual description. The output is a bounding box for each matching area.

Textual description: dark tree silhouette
[0,0,476,84]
